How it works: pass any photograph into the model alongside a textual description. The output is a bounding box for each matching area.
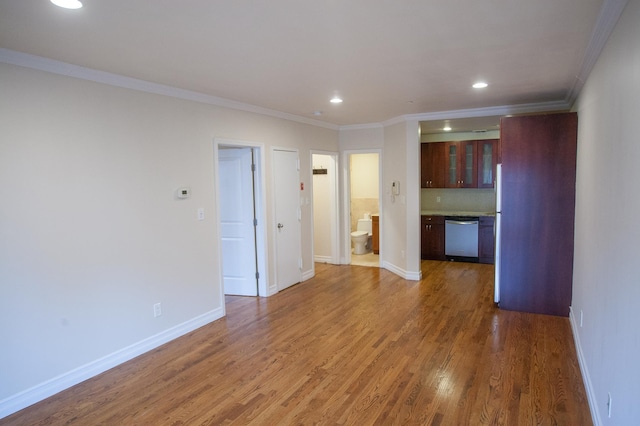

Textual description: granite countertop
[420,210,495,217]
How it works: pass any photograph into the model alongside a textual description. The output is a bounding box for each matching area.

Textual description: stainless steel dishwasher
[445,216,479,262]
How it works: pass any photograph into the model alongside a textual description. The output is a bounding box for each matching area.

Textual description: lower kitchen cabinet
[421,215,445,260]
[478,216,495,264]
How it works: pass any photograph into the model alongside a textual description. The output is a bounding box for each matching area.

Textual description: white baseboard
[569,306,601,426]
[301,269,315,282]
[382,261,422,281]
[314,255,333,263]
[0,307,224,420]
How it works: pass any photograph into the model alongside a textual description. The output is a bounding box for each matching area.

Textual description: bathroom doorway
[345,151,381,267]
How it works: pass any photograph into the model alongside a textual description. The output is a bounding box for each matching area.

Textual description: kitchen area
[420,117,499,265]
[421,112,578,317]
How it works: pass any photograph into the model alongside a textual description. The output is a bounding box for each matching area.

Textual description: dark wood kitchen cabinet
[499,112,577,317]
[422,140,497,189]
[421,215,445,260]
[372,214,379,254]
[420,143,445,188]
[445,141,477,188]
[478,216,495,264]
[477,139,498,188]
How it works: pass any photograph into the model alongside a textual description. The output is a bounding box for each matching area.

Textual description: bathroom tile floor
[351,251,380,267]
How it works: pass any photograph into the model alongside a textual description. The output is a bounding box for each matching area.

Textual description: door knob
[277,223,284,229]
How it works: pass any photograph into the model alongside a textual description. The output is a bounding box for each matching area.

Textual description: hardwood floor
[1,261,591,425]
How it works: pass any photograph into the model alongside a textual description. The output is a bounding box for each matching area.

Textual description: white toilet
[351,218,373,255]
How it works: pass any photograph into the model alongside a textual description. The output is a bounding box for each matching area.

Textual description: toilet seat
[351,230,368,237]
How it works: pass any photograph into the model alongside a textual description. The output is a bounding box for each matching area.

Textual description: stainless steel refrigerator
[494,163,502,304]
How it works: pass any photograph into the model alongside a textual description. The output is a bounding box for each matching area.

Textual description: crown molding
[339,123,384,131]
[340,100,570,131]
[402,101,571,123]
[380,115,408,127]
[0,48,340,131]
[565,0,629,106]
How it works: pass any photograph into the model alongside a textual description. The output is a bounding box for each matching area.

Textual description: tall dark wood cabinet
[499,112,577,317]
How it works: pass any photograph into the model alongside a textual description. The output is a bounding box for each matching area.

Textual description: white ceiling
[0,0,609,127]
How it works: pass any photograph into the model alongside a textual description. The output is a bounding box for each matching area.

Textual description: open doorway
[311,151,339,265]
[214,139,268,297]
[344,151,381,267]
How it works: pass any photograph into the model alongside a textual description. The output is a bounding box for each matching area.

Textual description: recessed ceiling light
[312,110,323,116]
[51,0,83,9]
[330,96,343,104]
[473,82,488,89]
[443,126,452,132]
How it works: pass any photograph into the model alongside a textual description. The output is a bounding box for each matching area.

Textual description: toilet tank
[357,219,372,235]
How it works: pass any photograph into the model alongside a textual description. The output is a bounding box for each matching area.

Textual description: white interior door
[219,148,258,296]
[273,149,301,290]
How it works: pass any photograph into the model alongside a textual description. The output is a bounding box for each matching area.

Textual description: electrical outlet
[436,196,441,203]
[153,303,162,318]
[197,208,205,221]
[607,392,612,418]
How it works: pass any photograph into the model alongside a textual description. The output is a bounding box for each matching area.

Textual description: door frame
[342,149,383,266]
[214,138,269,297]
[310,151,340,265]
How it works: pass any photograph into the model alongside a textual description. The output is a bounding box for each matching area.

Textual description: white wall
[403,120,422,279]
[339,126,384,150]
[382,122,410,276]
[572,0,640,424]
[350,153,379,199]
[0,62,338,413]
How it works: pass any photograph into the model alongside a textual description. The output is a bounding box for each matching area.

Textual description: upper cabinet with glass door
[445,141,477,188]
[477,139,498,188]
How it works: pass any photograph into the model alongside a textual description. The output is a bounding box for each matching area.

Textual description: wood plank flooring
[1,261,592,425]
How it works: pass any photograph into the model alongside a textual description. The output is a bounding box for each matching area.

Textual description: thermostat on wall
[176,187,191,199]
